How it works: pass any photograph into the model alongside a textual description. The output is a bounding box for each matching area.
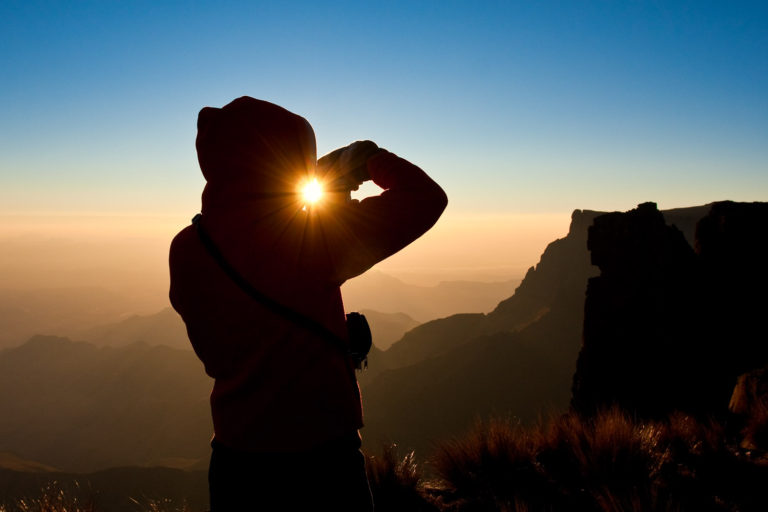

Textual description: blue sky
[1,0,766,217]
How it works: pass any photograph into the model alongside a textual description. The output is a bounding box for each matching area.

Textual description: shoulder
[169,224,200,269]
[170,224,196,251]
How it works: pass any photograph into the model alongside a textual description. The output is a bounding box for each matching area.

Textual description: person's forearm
[314,148,447,283]
[367,150,448,216]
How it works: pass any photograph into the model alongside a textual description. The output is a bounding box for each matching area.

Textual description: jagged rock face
[486,209,601,334]
[696,202,768,384]
[572,203,701,417]
[572,201,768,419]
[361,209,603,454]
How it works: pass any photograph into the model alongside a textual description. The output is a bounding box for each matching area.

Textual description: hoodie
[169,97,447,452]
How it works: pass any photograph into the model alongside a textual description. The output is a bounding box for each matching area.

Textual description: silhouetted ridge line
[361,208,603,454]
[572,201,768,418]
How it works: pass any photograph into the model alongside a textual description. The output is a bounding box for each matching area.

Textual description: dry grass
[429,417,554,511]
[5,409,767,512]
[0,483,193,512]
[729,367,768,453]
[0,482,96,512]
[430,409,768,512]
[735,396,768,452]
[744,401,768,450]
[365,444,440,512]
[128,497,193,512]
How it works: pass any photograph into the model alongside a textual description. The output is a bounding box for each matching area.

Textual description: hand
[318,140,382,192]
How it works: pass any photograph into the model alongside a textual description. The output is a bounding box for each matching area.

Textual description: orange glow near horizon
[0,211,573,294]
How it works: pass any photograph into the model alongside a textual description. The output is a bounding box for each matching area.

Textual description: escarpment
[572,201,768,418]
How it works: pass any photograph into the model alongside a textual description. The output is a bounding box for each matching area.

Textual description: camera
[346,312,372,370]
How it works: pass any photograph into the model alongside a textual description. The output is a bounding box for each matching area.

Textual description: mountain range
[0,336,212,472]
[0,287,145,350]
[341,271,520,322]
[77,307,419,353]
[358,208,602,453]
[0,272,515,350]
[0,202,738,474]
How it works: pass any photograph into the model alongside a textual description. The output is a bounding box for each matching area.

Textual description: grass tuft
[365,444,440,512]
[431,408,768,512]
[1,482,96,512]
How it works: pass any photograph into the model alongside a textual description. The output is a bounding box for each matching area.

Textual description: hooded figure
[169,97,447,511]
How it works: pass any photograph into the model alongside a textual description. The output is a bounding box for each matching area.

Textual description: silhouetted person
[169,97,446,511]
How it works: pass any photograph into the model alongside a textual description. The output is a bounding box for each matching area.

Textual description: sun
[301,178,323,206]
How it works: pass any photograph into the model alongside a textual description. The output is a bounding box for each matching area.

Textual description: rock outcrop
[361,209,603,453]
[572,201,768,418]
[697,202,768,392]
[485,209,601,334]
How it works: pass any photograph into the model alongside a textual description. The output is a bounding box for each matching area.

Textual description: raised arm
[313,148,447,284]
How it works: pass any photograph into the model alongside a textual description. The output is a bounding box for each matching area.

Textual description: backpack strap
[191,214,352,361]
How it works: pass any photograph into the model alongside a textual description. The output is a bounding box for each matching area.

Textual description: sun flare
[301,178,323,206]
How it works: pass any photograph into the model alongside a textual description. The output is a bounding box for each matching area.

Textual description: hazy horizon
[0,209,571,292]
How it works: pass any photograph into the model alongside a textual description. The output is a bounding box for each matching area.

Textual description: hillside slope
[361,209,602,453]
[0,336,212,472]
[360,204,725,455]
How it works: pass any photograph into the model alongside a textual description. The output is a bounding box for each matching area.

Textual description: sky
[1,1,767,288]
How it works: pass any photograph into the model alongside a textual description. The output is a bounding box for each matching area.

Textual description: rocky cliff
[361,209,603,453]
[572,201,768,418]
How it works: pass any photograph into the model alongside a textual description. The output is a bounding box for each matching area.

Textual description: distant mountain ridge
[0,452,58,473]
[363,203,716,380]
[79,307,188,349]
[0,287,144,349]
[342,271,519,322]
[79,307,419,352]
[0,201,741,473]
[359,209,602,452]
[358,309,420,351]
[0,274,514,350]
[0,336,212,472]
[358,203,727,454]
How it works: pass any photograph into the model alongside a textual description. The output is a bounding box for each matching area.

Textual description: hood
[197,97,317,215]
